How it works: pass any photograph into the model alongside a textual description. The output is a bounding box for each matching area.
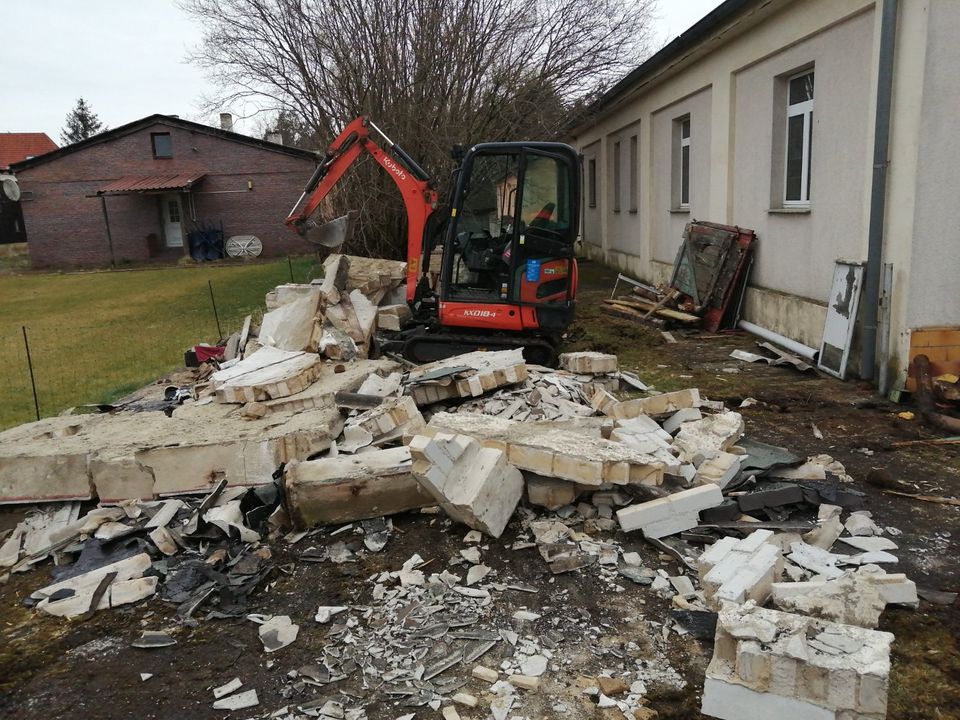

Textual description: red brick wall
[16,121,318,267]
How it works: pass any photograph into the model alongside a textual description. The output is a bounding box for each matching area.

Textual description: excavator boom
[286,116,438,302]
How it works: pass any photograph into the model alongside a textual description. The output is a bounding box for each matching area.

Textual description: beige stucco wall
[731,9,875,302]
[650,88,713,264]
[906,0,960,330]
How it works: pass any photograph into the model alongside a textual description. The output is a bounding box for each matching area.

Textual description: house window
[588,158,597,208]
[629,135,638,213]
[784,70,814,205]
[677,117,690,209]
[151,132,173,158]
[612,141,621,213]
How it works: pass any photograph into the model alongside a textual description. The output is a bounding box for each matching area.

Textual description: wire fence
[0,258,317,431]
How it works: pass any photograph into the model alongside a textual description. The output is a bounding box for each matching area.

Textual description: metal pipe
[738,320,818,361]
[859,0,899,381]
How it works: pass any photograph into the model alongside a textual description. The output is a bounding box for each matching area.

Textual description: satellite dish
[0,176,21,202]
[225,235,263,258]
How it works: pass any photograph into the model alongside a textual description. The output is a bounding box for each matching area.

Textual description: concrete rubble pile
[0,268,918,719]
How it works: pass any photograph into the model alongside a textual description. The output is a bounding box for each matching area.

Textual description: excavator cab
[436,143,580,346]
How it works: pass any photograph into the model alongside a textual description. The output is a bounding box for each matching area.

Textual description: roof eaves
[9,115,318,171]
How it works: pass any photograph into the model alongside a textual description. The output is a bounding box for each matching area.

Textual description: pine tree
[60,98,105,145]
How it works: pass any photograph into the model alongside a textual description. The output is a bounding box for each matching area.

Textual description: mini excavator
[285,116,580,365]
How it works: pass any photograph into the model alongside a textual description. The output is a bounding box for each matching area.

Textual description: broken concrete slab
[701,602,893,720]
[248,359,399,417]
[603,388,702,419]
[316,253,351,305]
[0,395,344,503]
[405,350,528,406]
[212,347,324,403]
[408,432,523,538]
[617,484,723,538]
[212,689,259,710]
[558,352,618,375]
[423,412,664,486]
[258,615,299,652]
[662,407,703,435]
[698,530,783,609]
[771,567,917,628]
[694,452,742,489]
[284,447,435,528]
[259,287,323,352]
[345,395,425,447]
[32,552,156,617]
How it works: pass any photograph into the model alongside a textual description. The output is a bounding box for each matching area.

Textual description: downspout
[859,0,899,381]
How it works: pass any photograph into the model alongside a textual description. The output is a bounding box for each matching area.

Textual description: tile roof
[0,133,58,170]
[97,173,206,195]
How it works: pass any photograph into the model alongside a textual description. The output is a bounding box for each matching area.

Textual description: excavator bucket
[297,210,359,249]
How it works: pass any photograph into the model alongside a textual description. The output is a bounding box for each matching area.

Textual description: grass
[0,257,316,430]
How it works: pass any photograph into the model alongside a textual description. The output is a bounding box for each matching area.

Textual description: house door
[162,194,184,248]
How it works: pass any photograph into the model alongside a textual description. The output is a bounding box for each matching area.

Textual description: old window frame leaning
[678,116,691,209]
[151,132,173,159]
[784,70,814,206]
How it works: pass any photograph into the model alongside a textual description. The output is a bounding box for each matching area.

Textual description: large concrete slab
[421,412,664,486]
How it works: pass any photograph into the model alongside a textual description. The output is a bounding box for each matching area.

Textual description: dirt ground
[1,261,958,720]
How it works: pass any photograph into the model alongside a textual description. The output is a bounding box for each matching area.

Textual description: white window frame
[784,70,814,206]
[679,117,690,209]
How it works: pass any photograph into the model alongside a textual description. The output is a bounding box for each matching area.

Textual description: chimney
[219,113,234,132]
[266,132,283,145]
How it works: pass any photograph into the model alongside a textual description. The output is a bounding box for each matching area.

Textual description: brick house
[0,132,58,245]
[10,115,319,267]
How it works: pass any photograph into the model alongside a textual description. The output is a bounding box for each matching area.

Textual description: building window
[629,135,638,213]
[588,158,597,208]
[612,141,621,213]
[678,117,690,209]
[784,70,814,205]
[151,132,173,158]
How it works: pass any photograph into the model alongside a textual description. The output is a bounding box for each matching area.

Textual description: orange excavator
[285,116,580,365]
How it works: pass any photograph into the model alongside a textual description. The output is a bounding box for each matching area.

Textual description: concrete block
[700,530,783,609]
[662,407,702,435]
[284,447,434,528]
[526,475,583,510]
[701,677,834,720]
[377,303,412,331]
[695,451,742,489]
[672,411,745,463]
[737,483,805,512]
[590,388,618,415]
[409,432,523,538]
[616,484,722,538]
[558,351,618,374]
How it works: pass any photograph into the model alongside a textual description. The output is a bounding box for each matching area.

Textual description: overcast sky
[2,0,724,142]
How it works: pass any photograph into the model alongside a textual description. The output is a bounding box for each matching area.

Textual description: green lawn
[0,258,316,430]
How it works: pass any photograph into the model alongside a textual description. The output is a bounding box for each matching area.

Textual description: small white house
[571,0,960,390]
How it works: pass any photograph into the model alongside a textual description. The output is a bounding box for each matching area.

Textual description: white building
[571,0,960,390]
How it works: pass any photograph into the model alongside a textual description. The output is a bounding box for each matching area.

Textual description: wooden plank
[607,296,700,323]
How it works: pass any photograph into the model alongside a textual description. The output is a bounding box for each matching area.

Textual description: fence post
[22,326,40,421]
[208,280,223,340]
[287,255,294,283]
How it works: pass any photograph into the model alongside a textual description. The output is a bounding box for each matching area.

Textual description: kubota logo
[463,309,496,318]
[382,157,407,180]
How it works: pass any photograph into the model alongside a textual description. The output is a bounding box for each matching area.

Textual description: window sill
[669,208,690,214]
[769,207,811,214]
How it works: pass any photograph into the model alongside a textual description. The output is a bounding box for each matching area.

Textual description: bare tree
[182,0,655,258]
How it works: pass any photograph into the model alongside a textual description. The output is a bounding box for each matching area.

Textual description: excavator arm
[285,116,439,303]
